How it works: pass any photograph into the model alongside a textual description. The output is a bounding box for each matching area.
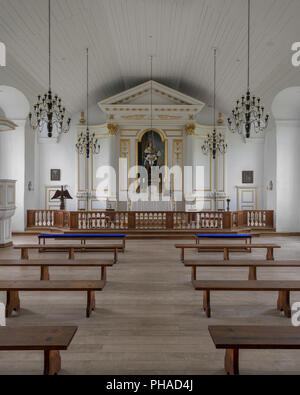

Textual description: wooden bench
[192,280,300,318]
[209,325,300,375]
[14,244,123,263]
[0,326,77,375]
[175,243,281,262]
[2,280,105,318]
[184,260,300,281]
[0,259,114,281]
[39,233,127,252]
[195,234,253,252]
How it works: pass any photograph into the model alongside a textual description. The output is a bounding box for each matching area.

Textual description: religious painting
[137,130,165,189]
[242,171,254,184]
[51,169,61,181]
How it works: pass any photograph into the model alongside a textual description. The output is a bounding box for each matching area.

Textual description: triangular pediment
[99,80,204,107]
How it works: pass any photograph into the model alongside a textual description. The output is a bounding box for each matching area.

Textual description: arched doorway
[272,87,300,232]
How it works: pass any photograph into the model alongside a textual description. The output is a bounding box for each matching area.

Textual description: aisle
[0,236,299,375]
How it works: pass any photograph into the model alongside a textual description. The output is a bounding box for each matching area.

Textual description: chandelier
[202,48,227,160]
[29,0,71,138]
[76,48,100,159]
[227,0,269,139]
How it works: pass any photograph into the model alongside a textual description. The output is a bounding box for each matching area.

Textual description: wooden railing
[232,210,274,229]
[27,209,274,231]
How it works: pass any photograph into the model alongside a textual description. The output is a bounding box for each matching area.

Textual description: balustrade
[26,209,274,231]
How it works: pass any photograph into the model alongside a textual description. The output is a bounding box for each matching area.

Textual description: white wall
[225,131,265,211]
[0,121,25,231]
[272,87,300,232]
[0,86,29,231]
[276,120,300,232]
[263,128,276,211]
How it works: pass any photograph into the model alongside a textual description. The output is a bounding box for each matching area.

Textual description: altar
[73,80,228,213]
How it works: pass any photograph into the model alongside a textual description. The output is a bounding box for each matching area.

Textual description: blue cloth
[39,234,126,239]
[196,234,251,238]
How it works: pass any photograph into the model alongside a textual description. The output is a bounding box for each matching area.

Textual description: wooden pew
[1,280,105,318]
[184,260,300,281]
[0,326,77,375]
[194,234,253,252]
[39,233,127,253]
[0,259,114,281]
[209,326,300,375]
[192,280,300,318]
[175,243,281,262]
[14,244,123,263]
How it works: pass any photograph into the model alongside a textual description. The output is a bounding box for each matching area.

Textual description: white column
[184,124,196,210]
[0,180,16,247]
[276,120,300,232]
[107,124,118,207]
[0,120,25,231]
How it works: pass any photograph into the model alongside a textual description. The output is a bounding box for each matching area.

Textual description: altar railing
[27,209,274,231]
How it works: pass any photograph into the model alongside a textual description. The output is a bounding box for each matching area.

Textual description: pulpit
[0,180,16,247]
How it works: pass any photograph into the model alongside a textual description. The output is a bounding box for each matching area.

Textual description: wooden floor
[0,235,300,375]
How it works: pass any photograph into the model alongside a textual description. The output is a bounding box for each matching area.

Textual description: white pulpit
[0,180,16,247]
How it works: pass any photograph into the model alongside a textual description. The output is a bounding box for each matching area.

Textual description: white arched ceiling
[1,0,300,119]
[272,87,300,121]
[0,86,30,120]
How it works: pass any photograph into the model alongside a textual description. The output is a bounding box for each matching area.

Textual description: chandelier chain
[202,48,227,160]
[76,48,100,159]
[49,0,51,90]
[227,0,269,139]
[29,0,71,138]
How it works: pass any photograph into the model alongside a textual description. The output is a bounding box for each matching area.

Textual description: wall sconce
[267,181,274,191]
[28,181,34,192]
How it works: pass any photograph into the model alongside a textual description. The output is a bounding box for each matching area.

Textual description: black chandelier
[29,0,71,138]
[202,48,227,160]
[76,48,100,159]
[227,0,269,139]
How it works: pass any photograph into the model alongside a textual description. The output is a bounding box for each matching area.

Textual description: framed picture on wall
[242,171,254,184]
[51,169,61,181]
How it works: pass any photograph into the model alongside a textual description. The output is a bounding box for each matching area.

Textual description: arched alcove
[272,87,300,232]
[0,85,29,120]
[0,86,30,232]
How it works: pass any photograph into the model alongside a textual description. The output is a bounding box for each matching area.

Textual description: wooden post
[166,212,174,230]
[277,291,284,311]
[41,266,50,281]
[181,248,184,263]
[44,350,61,375]
[114,248,118,264]
[21,248,29,260]
[69,212,79,230]
[101,266,107,282]
[191,266,197,282]
[69,248,75,260]
[282,290,291,318]
[248,266,257,281]
[27,210,35,228]
[86,291,96,318]
[6,291,20,317]
[128,212,136,230]
[203,290,211,318]
[224,247,229,261]
[222,212,233,230]
[225,349,239,375]
[266,247,274,261]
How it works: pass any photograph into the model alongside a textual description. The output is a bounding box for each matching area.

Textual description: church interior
[1,0,300,377]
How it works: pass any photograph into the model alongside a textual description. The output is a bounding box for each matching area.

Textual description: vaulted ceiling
[0,0,299,121]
